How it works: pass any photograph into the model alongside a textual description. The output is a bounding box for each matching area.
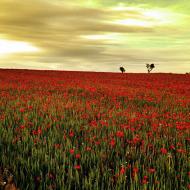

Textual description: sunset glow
[0,39,40,56]
[113,19,151,27]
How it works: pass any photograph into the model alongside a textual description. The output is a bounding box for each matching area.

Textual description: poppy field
[0,69,189,189]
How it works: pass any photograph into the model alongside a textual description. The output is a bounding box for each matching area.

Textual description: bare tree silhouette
[120,66,125,73]
[146,64,155,73]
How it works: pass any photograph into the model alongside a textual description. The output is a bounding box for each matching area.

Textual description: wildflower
[132,135,141,144]
[75,154,81,159]
[20,108,25,112]
[32,130,38,135]
[20,125,25,130]
[133,167,139,174]
[142,176,148,184]
[63,134,67,140]
[132,167,139,179]
[33,138,40,145]
[69,131,74,137]
[177,142,183,147]
[148,168,156,174]
[147,131,153,138]
[28,105,33,110]
[95,141,101,145]
[90,120,97,127]
[116,131,124,138]
[54,144,61,149]
[69,149,74,154]
[86,147,91,151]
[160,148,167,154]
[110,139,116,147]
[120,167,125,174]
[177,149,186,154]
[169,145,175,150]
[37,128,42,135]
[74,165,81,170]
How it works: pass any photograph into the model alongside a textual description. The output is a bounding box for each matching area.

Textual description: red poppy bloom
[110,139,116,147]
[74,165,81,170]
[95,141,101,145]
[37,128,42,135]
[127,164,131,169]
[86,146,91,151]
[148,168,156,173]
[70,149,74,154]
[32,130,38,135]
[120,167,125,174]
[177,149,186,153]
[28,105,33,110]
[75,154,81,159]
[20,125,25,129]
[20,108,25,112]
[54,144,61,149]
[116,131,124,138]
[142,176,148,184]
[69,131,74,137]
[169,145,175,150]
[133,167,139,173]
[160,148,167,154]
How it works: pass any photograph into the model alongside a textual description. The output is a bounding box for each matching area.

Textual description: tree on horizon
[146,64,155,73]
[120,66,125,73]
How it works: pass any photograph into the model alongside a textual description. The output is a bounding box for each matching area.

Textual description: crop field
[0,69,189,190]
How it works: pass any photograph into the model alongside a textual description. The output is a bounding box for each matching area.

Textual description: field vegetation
[0,69,189,189]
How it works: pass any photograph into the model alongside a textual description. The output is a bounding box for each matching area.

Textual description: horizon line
[0,67,189,75]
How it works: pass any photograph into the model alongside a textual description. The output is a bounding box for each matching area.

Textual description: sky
[0,0,190,73]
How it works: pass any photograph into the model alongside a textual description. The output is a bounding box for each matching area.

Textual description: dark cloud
[0,0,153,40]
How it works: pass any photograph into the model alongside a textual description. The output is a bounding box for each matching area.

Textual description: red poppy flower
[160,148,167,154]
[75,154,81,159]
[69,131,74,137]
[148,168,156,173]
[169,145,175,150]
[54,144,61,149]
[120,167,125,174]
[142,176,148,184]
[20,108,25,112]
[133,167,139,173]
[69,149,74,154]
[74,165,81,170]
[86,147,91,151]
[20,125,25,129]
[116,131,124,138]
[110,139,116,147]
[37,128,42,135]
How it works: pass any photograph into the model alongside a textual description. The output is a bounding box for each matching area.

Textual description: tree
[120,66,125,73]
[146,63,155,73]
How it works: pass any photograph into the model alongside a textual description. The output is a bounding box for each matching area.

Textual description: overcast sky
[0,0,190,73]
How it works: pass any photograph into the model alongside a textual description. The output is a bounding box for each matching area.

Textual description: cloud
[0,0,154,57]
[0,0,190,73]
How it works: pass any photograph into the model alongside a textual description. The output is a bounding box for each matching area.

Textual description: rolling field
[0,69,189,189]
